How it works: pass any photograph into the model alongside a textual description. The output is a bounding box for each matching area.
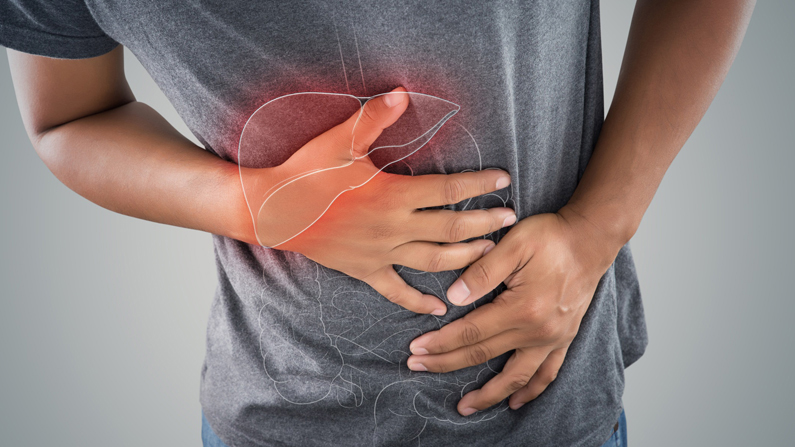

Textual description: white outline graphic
[246,107,517,444]
[238,91,460,248]
[238,24,518,446]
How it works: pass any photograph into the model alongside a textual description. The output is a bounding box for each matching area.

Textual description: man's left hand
[406,206,623,416]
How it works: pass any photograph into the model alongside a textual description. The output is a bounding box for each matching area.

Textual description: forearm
[35,101,258,244]
[564,0,755,246]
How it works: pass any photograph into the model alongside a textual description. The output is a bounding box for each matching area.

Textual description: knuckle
[459,320,483,346]
[468,261,493,289]
[383,289,408,307]
[479,175,490,196]
[465,344,492,366]
[519,301,545,325]
[359,104,380,127]
[506,372,534,392]
[427,250,447,272]
[447,216,470,242]
[545,370,559,384]
[536,321,561,342]
[443,178,467,204]
[489,210,505,232]
[475,210,499,234]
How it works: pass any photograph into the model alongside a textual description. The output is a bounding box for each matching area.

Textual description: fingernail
[510,402,525,410]
[407,361,427,372]
[383,92,401,107]
[483,242,495,255]
[495,175,511,190]
[502,214,517,227]
[410,345,429,355]
[410,335,431,355]
[460,407,477,417]
[431,306,447,316]
[447,279,471,305]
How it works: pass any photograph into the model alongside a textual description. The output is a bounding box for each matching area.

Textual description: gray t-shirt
[1,1,648,445]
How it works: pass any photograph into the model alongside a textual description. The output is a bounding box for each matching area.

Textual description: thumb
[344,86,409,158]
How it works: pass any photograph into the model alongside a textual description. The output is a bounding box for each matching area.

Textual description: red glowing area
[238,89,460,248]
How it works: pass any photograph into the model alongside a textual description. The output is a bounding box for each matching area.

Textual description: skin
[7,0,756,424]
[406,0,756,416]
[7,53,516,317]
[244,87,518,310]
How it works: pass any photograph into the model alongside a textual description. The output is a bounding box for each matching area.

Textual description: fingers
[390,239,495,273]
[508,347,567,409]
[400,169,512,209]
[408,296,521,356]
[362,265,447,316]
[407,330,520,373]
[409,208,516,243]
[338,86,410,157]
[446,234,523,306]
[456,348,547,416]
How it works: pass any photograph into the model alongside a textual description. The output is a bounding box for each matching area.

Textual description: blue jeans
[599,408,628,447]
[202,411,230,447]
[201,408,628,446]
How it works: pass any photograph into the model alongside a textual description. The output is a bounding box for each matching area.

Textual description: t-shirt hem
[0,23,119,59]
[580,401,624,447]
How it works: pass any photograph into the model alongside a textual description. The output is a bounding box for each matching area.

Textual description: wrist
[561,196,640,245]
[222,164,261,245]
[556,204,632,270]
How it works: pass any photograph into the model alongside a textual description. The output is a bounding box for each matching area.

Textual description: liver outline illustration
[237,91,460,248]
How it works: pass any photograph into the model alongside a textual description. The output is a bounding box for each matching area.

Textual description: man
[1,0,753,445]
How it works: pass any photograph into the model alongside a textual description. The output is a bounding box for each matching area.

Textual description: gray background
[1,1,792,445]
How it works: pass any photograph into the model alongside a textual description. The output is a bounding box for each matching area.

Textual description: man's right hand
[244,87,515,316]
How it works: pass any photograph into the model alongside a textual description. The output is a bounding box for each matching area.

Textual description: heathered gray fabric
[1,1,648,445]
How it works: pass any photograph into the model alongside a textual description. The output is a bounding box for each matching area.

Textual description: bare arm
[406,0,756,415]
[565,0,757,248]
[8,47,516,315]
[7,46,254,243]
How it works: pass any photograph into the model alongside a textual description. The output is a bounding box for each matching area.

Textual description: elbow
[30,125,77,186]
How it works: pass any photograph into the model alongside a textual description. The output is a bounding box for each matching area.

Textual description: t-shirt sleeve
[0,0,119,59]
